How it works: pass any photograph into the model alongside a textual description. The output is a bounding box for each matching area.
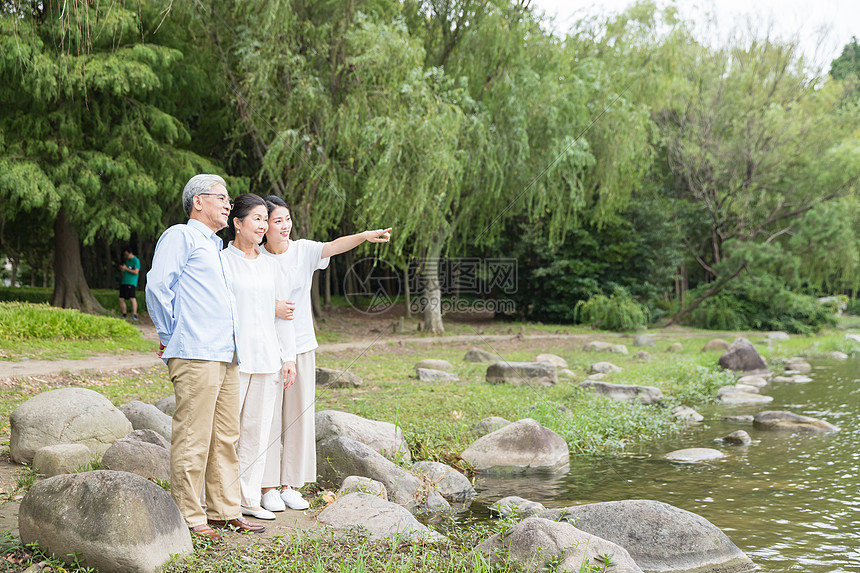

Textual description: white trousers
[238,370,282,508]
[264,350,317,488]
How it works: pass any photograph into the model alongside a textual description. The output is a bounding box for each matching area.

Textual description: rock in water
[540,500,755,573]
[580,380,663,405]
[718,338,767,373]
[460,418,568,472]
[475,517,642,573]
[753,410,839,433]
[19,470,192,573]
[10,388,132,463]
[664,448,726,462]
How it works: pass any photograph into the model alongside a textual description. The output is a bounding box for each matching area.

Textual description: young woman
[260,195,390,512]
[220,193,297,520]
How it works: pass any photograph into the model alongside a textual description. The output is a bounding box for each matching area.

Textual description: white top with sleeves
[262,239,330,354]
[220,242,293,373]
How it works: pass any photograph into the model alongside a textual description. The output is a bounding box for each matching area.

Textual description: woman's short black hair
[228,193,267,237]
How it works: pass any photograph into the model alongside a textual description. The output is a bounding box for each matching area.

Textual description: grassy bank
[0,302,154,360]
[0,319,857,572]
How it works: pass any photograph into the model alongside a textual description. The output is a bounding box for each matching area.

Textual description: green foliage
[683,278,839,334]
[0,286,146,315]
[0,302,140,341]
[847,298,860,316]
[574,288,651,332]
[831,37,860,81]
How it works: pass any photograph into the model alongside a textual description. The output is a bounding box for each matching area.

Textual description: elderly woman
[260,195,390,512]
[220,193,297,520]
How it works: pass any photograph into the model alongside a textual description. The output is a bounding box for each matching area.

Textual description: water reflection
[470,357,860,572]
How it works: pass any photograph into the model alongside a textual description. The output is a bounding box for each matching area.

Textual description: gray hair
[182,174,227,216]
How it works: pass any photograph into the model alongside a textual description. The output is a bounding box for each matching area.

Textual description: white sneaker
[241,506,276,520]
[261,489,286,512]
[280,487,309,510]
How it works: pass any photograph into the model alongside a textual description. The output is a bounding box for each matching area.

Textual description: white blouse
[262,239,330,354]
[221,242,295,373]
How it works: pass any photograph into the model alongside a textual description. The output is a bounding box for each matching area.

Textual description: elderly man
[146,174,265,540]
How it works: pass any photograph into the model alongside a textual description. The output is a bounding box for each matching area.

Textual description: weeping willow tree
[216,0,652,332]
[0,1,225,311]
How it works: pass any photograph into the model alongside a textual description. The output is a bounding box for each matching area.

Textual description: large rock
[318,493,446,542]
[119,400,172,441]
[535,353,568,368]
[718,338,767,373]
[736,375,767,388]
[471,416,511,436]
[718,392,773,405]
[664,448,726,462]
[610,344,629,354]
[489,496,546,518]
[460,418,569,473]
[672,406,703,423]
[153,395,176,416]
[589,362,621,374]
[633,334,656,347]
[786,358,812,373]
[486,362,557,386]
[32,444,92,478]
[316,436,448,514]
[412,461,476,501]
[767,331,790,340]
[10,388,133,464]
[540,500,755,573]
[315,367,363,388]
[475,517,641,573]
[753,411,839,433]
[702,339,731,352]
[579,380,663,405]
[316,410,411,462]
[101,429,171,482]
[666,342,683,353]
[718,430,752,446]
[19,470,192,573]
[414,359,453,372]
[416,368,459,382]
[845,333,860,344]
[464,348,496,362]
[583,341,613,352]
[337,476,387,499]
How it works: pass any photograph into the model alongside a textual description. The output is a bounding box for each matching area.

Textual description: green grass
[0,286,147,317]
[0,302,154,360]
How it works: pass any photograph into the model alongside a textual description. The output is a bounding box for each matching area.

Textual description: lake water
[471,357,860,572]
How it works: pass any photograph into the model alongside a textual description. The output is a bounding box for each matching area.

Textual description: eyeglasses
[198,193,233,210]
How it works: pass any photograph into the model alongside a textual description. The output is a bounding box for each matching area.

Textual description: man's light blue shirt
[146,219,238,364]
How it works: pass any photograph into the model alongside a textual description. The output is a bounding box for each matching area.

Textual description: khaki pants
[168,358,241,527]
[238,371,282,508]
[264,350,317,487]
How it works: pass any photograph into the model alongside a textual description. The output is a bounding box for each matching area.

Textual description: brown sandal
[190,523,222,541]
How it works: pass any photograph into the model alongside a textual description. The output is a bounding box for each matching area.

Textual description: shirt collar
[187,218,223,249]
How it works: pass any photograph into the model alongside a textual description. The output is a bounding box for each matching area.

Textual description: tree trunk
[403,264,412,318]
[423,229,446,335]
[324,265,331,306]
[50,209,105,313]
[311,270,323,319]
[667,262,746,326]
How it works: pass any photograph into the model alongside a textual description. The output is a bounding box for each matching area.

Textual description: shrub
[683,278,838,334]
[846,298,860,316]
[0,302,140,341]
[574,287,651,331]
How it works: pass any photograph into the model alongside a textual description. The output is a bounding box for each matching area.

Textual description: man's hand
[282,361,297,389]
[275,300,296,320]
[157,343,165,358]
